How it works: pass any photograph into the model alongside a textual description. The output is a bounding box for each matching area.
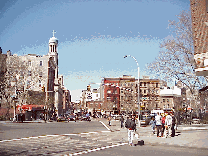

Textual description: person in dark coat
[171,114,176,137]
[120,116,125,128]
[125,116,136,146]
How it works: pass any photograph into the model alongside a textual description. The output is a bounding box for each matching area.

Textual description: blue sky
[0,0,190,101]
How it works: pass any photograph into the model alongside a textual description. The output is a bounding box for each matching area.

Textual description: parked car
[141,115,152,125]
[68,115,76,121]
[112,114,121,120]
[192,118,200,124]
[81,115,91,121]
[57,116,66,122]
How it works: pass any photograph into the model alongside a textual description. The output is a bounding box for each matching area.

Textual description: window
[40,61,43,66]
[28,70,31,76]
[39,80,41,87]
[156,83,158,88]
[28,61,31,66]
[163,99,165,102]
[144,82,146,86]
[140,82,142,86]
[144,90,146,94]
[167,99,169,102]
[39,72,42,77]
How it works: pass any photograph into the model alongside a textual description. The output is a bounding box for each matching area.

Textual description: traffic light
[42,86,45,92]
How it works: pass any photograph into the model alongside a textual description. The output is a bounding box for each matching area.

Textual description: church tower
[48,30,58,78]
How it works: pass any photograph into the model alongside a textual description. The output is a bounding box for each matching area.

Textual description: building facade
[190,0,208,76]
[80,85,101,113]
[0,31,70,120]
[159,86,182,111]
[101,75,166,114]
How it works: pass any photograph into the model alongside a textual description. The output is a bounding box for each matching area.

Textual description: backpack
[130,120,136,130]
[125,119,131,128]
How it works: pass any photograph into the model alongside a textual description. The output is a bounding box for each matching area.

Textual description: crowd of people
[149,112,176,138]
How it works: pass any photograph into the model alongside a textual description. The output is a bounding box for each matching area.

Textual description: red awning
[18,104,45,111]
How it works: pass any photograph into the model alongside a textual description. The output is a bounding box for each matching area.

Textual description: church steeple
[48,30,58,54]
[48,30,58,66]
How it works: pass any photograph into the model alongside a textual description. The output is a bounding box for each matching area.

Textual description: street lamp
[124,55,141,127]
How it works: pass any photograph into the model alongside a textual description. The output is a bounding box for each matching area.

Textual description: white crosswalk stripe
[0,130,127,156]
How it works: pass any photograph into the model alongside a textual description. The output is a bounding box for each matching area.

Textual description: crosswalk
[0,130,128,156]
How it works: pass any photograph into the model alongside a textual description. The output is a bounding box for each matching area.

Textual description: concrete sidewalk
[97,118,208,149]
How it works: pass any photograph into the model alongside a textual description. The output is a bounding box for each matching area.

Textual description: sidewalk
[97,118,208,149]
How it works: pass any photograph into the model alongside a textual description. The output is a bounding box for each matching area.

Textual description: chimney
[7,50,11,56]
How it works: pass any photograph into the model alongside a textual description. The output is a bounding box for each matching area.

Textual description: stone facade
[0,32,69,120]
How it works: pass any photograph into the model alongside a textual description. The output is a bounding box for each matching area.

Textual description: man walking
[149,117,156,134]
[120,115,124,128]
[125,116,136,146]
[155,112,162,137]
[171,114,176,137]
[165,113,172,138]
[108,115,111,126]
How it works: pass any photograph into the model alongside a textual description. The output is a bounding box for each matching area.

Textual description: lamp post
[124,55,141,127]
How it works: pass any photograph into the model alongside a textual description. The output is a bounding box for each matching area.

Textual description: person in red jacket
[161,113,166,137]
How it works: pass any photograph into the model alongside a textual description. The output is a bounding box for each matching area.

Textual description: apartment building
[190,0,208,76]
[101,75,166,114]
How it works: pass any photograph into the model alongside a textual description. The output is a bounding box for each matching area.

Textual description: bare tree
[145,10,207,96]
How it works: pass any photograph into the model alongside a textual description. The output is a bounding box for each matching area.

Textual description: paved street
[0,119,208,156]
[0,120,105,140]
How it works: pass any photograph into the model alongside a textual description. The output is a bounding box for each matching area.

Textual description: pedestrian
[155,112,162,137]
[120,115,125,128]
[165,113,172,138]
[161,113,166,137]
[171,114,176,137]
[108,115,111,126]
[132,116,137,132]
[149,117,156,134]
[125,116,136,146]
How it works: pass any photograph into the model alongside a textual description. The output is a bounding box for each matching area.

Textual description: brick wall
[190,0,208,75]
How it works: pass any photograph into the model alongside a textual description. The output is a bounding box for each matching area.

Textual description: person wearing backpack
[125,116,136,146]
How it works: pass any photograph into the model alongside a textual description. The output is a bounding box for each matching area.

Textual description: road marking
[67,142,128,156]
[80,133,89,135]
[101,130,111,133]
[88,132,98,134]
[99,121,111,130]
[62,134,77,136]
[0,130,111,143]
[46,135,59,137]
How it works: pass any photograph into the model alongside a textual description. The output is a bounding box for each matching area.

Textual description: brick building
[190,0,208,76]
[101,75,166,114]
[102,78,120,114]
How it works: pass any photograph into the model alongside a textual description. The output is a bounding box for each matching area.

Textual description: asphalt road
[82,144,208,156]
[0,121,208,156]
[0,121,105,140]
